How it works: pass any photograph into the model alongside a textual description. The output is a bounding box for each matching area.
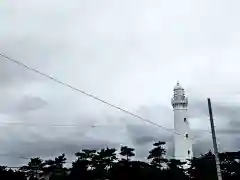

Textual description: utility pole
[207,98,223,180]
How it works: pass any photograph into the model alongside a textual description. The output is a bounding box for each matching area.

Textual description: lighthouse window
[185,133,189,138]
[184,118,187,122]
[188,150,190,155]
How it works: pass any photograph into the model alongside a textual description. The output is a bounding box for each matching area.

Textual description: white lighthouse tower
[171,82,193,162]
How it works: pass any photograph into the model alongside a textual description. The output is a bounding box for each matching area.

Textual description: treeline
[0,141,240,180]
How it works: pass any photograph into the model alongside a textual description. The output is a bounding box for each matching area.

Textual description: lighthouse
[171,82,193,162]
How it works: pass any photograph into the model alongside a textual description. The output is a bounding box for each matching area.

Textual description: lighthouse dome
[174,81,183,90]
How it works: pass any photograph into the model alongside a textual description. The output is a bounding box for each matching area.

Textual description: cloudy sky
[1,0,240,166]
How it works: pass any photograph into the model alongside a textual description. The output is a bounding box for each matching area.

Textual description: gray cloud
[134,136,158,146]
[0,137,119,167]
[1,0,240,166]
[1,96,48,115]
[15,96,48,112]
[7,138,119,158]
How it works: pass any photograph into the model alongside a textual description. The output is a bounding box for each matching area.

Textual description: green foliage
[148,141,167,168]
[1,142,240,180]
[166,159,188,180]
[20,157,44,180]
[188,151,218,180]
[120,146,135,161]
[49,154,67,180]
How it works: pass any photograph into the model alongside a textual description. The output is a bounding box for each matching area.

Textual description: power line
[0,52,205,144]
[0,121,213,136]
[0,121,99,128]
[0,121,211,143]
[0,53,177,132]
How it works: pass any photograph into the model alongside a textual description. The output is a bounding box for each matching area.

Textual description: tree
[0,166,8,179]
[21,157,43,180]
[167,159,188,180]
[3,142,240,180]
[90,148,117,180]
[0,167,26,180]
[188,151,218,180]
[68,149,97,180]
[120,146,135,161]
[49,154,67,180]
[96,148,117,169]
[0,166,7,172]
[148,141,167,168]
[220,151,240,180]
